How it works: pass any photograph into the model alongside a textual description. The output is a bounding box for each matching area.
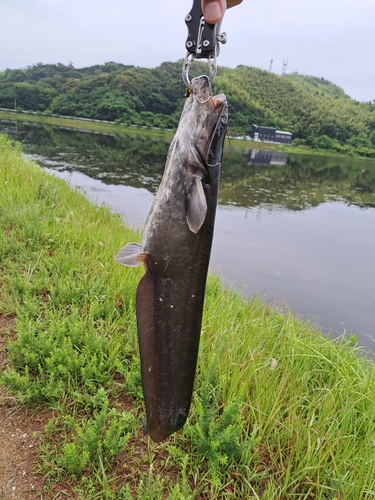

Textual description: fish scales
[116,75,228,442]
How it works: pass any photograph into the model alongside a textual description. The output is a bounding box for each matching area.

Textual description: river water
[2,120,375,350]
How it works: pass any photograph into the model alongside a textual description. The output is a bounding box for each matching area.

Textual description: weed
[1,135,375,498]
[188,367,244,464]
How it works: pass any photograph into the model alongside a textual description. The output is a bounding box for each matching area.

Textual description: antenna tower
[281,58,288,76]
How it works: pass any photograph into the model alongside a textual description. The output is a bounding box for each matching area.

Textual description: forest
[0,61,374,157]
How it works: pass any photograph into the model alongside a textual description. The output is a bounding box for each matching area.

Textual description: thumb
[201,0,226,24]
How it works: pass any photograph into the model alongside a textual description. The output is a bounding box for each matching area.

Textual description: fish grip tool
[182,0,227,88]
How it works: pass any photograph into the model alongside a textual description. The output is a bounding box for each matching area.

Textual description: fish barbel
[116,75,227,442]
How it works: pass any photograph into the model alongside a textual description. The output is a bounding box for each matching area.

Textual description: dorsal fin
[136,273,170,443]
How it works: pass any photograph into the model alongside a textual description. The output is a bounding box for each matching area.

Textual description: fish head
[186,75,228,171]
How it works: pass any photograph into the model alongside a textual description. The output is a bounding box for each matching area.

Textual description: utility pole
[269,59,273,72]
[281,59,288,76]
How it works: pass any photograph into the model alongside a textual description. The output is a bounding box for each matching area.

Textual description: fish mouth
[187,76,227,164]
[204,95,228,167]
[190,76,227,111]
[210,95,226,110]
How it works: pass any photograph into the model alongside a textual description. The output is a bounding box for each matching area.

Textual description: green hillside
[285,73,350,99]
[1,61,374,156]
[216,66,375,153]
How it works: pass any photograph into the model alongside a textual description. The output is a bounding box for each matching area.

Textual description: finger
[202,0,243,24]
[201,0,226,24]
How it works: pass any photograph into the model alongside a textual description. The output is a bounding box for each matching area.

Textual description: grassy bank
[0,108,359,158]
[0,109,175,142]
[1,134,375,499]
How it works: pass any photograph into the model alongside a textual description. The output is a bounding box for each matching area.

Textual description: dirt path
[0,315,48,499]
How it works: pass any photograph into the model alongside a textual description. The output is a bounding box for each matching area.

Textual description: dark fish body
[116,76,227,442]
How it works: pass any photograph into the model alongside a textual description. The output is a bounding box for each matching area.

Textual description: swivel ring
[182,51,217,89]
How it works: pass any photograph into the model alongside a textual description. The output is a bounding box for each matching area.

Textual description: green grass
[1,133,375,499]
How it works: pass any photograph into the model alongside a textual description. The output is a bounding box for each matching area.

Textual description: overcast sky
[1,0,374,102]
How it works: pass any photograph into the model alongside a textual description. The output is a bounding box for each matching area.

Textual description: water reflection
[246,149,289,166]
[4,120,374,210]
[1,120,375,349]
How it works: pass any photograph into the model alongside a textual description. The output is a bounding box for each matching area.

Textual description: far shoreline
[1,108,372,160]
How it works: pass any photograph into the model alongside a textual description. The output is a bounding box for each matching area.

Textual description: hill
[0,61,374,156]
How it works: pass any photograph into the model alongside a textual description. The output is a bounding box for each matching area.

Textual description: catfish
[116,75,227,442]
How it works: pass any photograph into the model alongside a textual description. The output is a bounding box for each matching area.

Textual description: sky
[1,0,374,102]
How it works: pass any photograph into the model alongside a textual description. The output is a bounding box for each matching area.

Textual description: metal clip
[182,0,227,88]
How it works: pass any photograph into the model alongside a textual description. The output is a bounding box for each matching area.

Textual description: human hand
[201,0,243,24]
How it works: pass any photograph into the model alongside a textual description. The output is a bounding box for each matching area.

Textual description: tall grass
[1,133,375,499]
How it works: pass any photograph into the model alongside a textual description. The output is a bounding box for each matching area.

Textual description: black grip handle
[185,0,216,58]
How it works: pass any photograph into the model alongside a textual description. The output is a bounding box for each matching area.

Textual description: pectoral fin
[115,242,148,267]
[186,175,207,234]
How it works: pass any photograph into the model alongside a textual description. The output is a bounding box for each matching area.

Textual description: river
[1,120,375,350]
